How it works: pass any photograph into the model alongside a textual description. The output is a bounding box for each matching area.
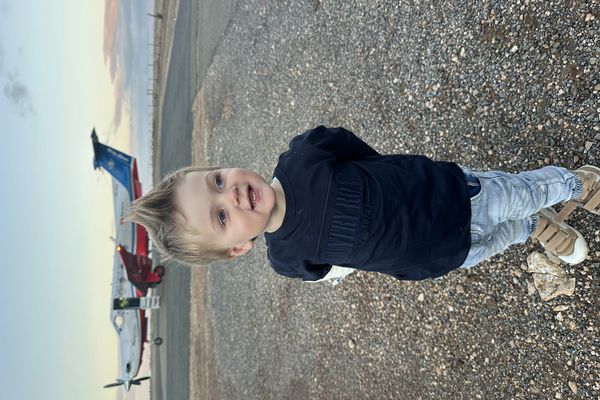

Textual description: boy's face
[174,168,279,258]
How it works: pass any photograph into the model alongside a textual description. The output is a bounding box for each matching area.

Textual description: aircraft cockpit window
[126,363,131,373]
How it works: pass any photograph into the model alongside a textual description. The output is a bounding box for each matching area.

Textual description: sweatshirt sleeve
[267,245,332,281]
[292,125,380,161]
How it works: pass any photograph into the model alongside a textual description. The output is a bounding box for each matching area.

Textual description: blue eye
[218,210,226,226]
[215,173,223,191]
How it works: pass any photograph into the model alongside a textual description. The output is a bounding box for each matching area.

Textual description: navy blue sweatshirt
[264,126,471,281]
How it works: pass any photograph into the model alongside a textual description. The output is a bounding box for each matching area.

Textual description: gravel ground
[186,1,600,399]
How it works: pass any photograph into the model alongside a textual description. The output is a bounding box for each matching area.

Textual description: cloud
[3,72,35,117]
[112,73,125,128]
[103,0,126,130]
[103,0,119,81]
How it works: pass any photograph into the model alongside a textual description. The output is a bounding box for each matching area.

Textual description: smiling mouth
[249,186,257,209]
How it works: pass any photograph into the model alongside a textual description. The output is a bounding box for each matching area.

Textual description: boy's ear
[227,240,254,259]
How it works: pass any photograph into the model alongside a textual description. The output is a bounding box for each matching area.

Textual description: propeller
[103,380,124,388]
[104,376,150,389]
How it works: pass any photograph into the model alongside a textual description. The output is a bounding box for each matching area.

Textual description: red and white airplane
[91,129,164,392]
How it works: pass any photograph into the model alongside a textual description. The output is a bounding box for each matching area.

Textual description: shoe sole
[578,165,600,175]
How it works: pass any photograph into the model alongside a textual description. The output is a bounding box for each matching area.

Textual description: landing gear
[153,337,163,346]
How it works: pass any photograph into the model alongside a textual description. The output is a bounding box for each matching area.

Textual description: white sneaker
[532,208,588,265]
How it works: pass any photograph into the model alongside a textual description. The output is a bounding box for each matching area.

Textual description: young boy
[128,126,600,282]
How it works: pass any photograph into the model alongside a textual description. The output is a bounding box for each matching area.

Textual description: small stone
[555,392,562,399]
[455,284,465,294]
[594,84,600,92]
[568,381,577,394]
[511,45,519,53]
[553,305,570,312]
[527,280,537,296]
[520,263,528,271]
[585,141,593,151]
[585,13,594,21]
[556,312,563,321]
[417,293,425,302]
[348,338,356,349]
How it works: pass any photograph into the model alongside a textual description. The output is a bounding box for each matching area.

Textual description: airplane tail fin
[90,128,135,197]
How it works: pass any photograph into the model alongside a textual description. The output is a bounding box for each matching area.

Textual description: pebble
[555,312,563,321]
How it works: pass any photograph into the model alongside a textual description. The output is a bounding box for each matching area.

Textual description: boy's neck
[265,179,286,233]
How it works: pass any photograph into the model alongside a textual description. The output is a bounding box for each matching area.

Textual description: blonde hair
[126,165,231,266]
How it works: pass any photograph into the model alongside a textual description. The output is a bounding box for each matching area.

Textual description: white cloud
[3,72,35,117]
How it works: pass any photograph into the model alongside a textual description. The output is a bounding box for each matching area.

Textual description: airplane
[91,128,164,391]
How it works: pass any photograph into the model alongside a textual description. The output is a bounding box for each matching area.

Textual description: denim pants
[459,166,582,268]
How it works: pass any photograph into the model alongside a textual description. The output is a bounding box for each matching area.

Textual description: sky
[0,1,154,399]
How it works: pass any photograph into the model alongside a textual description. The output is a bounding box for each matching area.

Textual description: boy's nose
[229,186,240,207]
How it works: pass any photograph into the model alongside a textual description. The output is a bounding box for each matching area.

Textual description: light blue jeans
[459,166,582,268]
